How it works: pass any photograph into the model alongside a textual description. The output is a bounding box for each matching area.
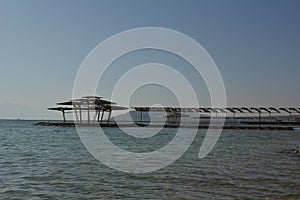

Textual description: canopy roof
[132,107,300,114]
[56,98,116,106]
[49,96,127,113]
[48,96,300,116]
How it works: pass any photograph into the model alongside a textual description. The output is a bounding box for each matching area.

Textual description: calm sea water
[0,120,300,199]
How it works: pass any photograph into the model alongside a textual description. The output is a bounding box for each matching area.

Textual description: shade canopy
[132,106,300,115]
[48,96,128,123]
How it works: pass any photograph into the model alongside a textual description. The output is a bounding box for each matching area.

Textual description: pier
[37,96,300,130]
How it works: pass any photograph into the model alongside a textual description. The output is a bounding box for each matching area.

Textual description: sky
[0,0,299,119]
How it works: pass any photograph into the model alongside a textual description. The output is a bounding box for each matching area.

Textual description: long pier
[42,96,300,130]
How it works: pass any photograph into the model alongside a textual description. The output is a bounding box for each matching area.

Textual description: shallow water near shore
[1,120,300,199]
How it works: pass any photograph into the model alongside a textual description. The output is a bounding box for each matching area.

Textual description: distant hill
[112,110,166,124]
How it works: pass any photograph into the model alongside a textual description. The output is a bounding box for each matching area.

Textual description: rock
[294,149,300,156]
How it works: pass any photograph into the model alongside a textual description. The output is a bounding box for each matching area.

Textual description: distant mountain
[112,110,166,124]
[112,110,206,126]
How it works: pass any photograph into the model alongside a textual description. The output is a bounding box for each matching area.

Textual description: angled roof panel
[279,108,291,113]
[259,107,271,113]
[241,107,254,113]
[269,107,281,113]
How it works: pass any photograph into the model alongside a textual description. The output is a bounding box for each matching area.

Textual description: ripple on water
[0,120,300,199]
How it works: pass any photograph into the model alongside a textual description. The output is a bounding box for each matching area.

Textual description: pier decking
[34,121,296,130]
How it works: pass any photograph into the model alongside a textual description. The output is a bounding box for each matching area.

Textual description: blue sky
[0,0,299,119]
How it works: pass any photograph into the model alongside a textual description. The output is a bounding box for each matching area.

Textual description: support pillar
[259,112,261,129]
[62,110,66,122]
[107,110,112,125]
[87,102,90,124]
[100,110,104,124]
[93,109,97,123]
[79,105,82,123]
[74,105,79,123]
[97,109,100,122]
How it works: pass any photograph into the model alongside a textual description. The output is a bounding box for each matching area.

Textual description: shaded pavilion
[48,96,127,124]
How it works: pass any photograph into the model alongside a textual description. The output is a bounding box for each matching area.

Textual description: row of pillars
[137,109,296,128]
[65,105,112,124]
[229,110,297,127]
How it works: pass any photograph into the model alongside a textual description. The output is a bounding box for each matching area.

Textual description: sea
[0,119,300,199]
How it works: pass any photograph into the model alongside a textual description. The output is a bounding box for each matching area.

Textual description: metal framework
[132,106,300,125]
[48,96,127,124]
[48,96,300,127]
